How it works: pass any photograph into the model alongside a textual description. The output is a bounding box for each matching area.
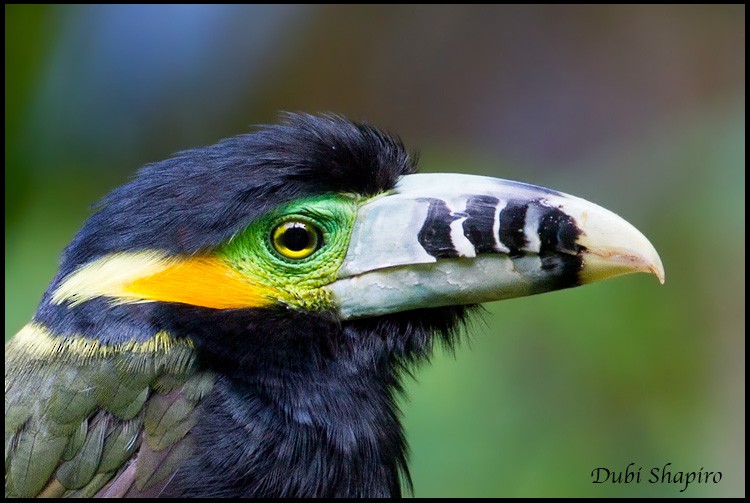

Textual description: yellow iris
[271,221,321,259]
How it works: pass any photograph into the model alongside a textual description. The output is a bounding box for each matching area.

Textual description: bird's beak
[329,173,664,320]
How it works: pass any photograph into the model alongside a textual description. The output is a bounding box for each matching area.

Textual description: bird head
[14,113,664,497]
[39,114,662,363]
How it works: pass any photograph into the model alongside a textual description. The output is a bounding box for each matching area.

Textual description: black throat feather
[158,304,471,497]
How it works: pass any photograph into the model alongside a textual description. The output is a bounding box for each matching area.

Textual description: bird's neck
[30,294,463,497]
[162,306,411,497]
[172,349,407,497]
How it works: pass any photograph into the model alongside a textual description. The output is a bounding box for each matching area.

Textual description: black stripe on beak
[537,205,584,289]
[417,198,461,259]
[462,195,500,254]
[498,202,529,257]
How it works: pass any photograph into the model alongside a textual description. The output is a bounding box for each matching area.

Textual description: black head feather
[60,113,416,274]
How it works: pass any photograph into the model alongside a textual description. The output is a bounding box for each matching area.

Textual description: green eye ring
[270,220,323,260]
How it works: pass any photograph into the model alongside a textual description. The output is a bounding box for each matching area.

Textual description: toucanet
[5,114,664,497]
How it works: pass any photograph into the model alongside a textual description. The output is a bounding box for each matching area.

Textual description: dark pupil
[282,225,311,251]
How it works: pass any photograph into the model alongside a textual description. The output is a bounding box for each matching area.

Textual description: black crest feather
[61,113,416,273]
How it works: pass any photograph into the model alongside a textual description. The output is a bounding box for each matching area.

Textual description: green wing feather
[5,324,213,498]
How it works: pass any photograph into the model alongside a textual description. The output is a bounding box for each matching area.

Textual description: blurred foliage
[5,5,744,497]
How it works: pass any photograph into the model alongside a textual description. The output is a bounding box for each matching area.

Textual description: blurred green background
[5,5,744,497]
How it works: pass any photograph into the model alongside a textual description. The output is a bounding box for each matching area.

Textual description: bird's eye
[271,221,322,260]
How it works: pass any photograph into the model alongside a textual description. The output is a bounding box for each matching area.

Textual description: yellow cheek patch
[125,257,274,309]
[52,251,277,310]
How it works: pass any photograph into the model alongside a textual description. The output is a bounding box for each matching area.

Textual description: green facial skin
[218,194,360,311]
